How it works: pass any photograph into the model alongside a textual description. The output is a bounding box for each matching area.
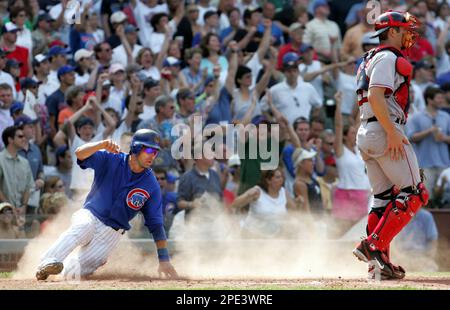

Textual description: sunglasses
[156,176,166,181]
[15,134,25,139]
[143,147,159,155]
[325,141,334,146]
[136,101,143,105]
[102,48,111,52]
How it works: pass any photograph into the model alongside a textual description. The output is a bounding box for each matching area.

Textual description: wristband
[157,248,170,262]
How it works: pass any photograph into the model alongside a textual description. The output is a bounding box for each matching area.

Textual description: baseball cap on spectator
[74,49,94,62]
[124,24,139,33]
[414,59,434,70]
[228,154,241,167]
[36,13,54,27]
[33,54,49,66]
[75,116,95,129]
[110,11,127,24]
[299,44,313,54]
[57,65,75,79]
[9,102,24,115]
[243,6,262,21]
[313,0,329,12]
[177,88,195,100]
[5,58,22,69]
[289,22,305,33]
[0,202,14,213]
[163,56,181,67]
[48,39,68,48]
[361,32,379,46]
[47,45,70,58]
[251,114,270,125]
[166,173,178,184]
[293,148,317,166]
[203,10,218,22]
[143,78,159,89]
[1,22,19,34]
[109,63,125,74]
[20,77,41,89]
[282,52,300,68]
[14,115,38,127]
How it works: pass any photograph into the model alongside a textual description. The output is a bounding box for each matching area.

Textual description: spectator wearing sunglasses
[0,202,25,239]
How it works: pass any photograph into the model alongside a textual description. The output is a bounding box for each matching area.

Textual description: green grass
[0,272,12,279]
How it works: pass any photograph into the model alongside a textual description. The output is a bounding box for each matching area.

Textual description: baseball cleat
[36,262,64,281]
[353,240,394,278]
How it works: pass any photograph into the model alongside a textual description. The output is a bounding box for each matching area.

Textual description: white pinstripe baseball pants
[39,209,123,277]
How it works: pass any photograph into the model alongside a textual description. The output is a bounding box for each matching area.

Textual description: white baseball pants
[38,209,123,277]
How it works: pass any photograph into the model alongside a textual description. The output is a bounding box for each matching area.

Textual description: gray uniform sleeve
[368,53,396,92]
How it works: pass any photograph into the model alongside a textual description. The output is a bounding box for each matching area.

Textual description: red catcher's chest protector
[356,46,413,119]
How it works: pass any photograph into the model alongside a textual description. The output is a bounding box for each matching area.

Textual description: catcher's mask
[370,11,420,50]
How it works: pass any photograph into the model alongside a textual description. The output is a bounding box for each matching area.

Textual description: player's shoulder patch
[126,188,150,210]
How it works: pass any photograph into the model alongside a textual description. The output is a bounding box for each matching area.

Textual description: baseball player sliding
[36,129,178,280]
[353,11,429,280]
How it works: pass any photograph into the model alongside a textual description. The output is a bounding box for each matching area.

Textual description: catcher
[353,11,429,280]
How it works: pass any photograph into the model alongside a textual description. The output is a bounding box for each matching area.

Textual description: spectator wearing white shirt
[131,0,169,49]
[197,0,216,27]
[149,6,184,54]
[140,78,162,121]
[46,46,70,95]
[112,24,143,67]
[435,166,450,207]
[73,49,95,87]
[0,49,16,99]
[32,54,53,106]
[266,53,322,125]
[108,63,127,118]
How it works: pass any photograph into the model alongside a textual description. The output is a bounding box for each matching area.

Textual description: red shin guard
[366,186,428,252]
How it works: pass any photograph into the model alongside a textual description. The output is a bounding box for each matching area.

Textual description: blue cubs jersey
[78,151,166,240]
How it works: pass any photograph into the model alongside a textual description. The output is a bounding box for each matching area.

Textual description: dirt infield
[1,273,450,290]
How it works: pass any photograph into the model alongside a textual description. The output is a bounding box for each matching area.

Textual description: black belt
[367,116,405,125]
[112,227,126,235]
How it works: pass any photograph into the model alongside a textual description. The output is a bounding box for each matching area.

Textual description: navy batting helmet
[130,129,161,154]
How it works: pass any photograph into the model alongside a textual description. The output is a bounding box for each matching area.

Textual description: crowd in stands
[0,0,445,263]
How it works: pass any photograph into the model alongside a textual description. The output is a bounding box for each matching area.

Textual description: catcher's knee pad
[366,183,428,252]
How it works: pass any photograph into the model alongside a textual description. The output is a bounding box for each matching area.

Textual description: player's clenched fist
[102,139,121,154]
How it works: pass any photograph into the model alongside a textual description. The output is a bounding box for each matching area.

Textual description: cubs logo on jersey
[126,188,150,210]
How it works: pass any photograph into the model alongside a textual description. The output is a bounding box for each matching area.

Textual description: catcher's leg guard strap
[366,185,429,252]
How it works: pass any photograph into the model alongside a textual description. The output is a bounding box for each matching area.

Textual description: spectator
[45,65,76,137]
[9,101,24,121]
[107,10,129,49]
[175,88,197,125]
[38,191,68,233]
[3,58,20,92]
[202,10,220,36]
[161,56,187,94]
[43,176,65,195]
[175,3,201,50]
[316,156,338,213]
[266,53,322,125]
[331,92,370,235]
[0,49,17,99]
[32,13,55,56]
[154,167,179,237]
[18,78,40,119]
[340,5,373,59]
[0,83,14,149]
[94,42,113,68]
[108,63,127,117]
[137,95,177,170]
[177,140,223,224]
[232,167,301,238]
[413,59,438,93]
[407,10,435,63]
[396,208,439,272]
[0,126,34,218]
[197,0,216,27]
[44,145,73,198]
[224,154,241,205]
[408,87,450,199]
[304,0,341,60]
[0,22,30,78]
[16,115,44,212]
[181,48,208,95]
[136,47,164,81]
[0,202,25,239]
[57,86,86,127]
[219,8,245,48]
[69,3,99,53]
[333,56,358,120]
[112,24,143,67]
[200,33,229,85]
[241,6,263,53]
[293,148,323,215]
[149,6,184,55]
[435,166,450,208]
[73,49,95,87]
[140,78,162,121]
[9,6,32,56]
[46,46,69,94]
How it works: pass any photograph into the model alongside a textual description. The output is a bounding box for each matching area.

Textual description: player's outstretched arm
[155,240,178,279]
[75,139,120,161]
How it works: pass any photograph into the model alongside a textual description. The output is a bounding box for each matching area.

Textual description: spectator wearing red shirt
[0,22,30,78]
